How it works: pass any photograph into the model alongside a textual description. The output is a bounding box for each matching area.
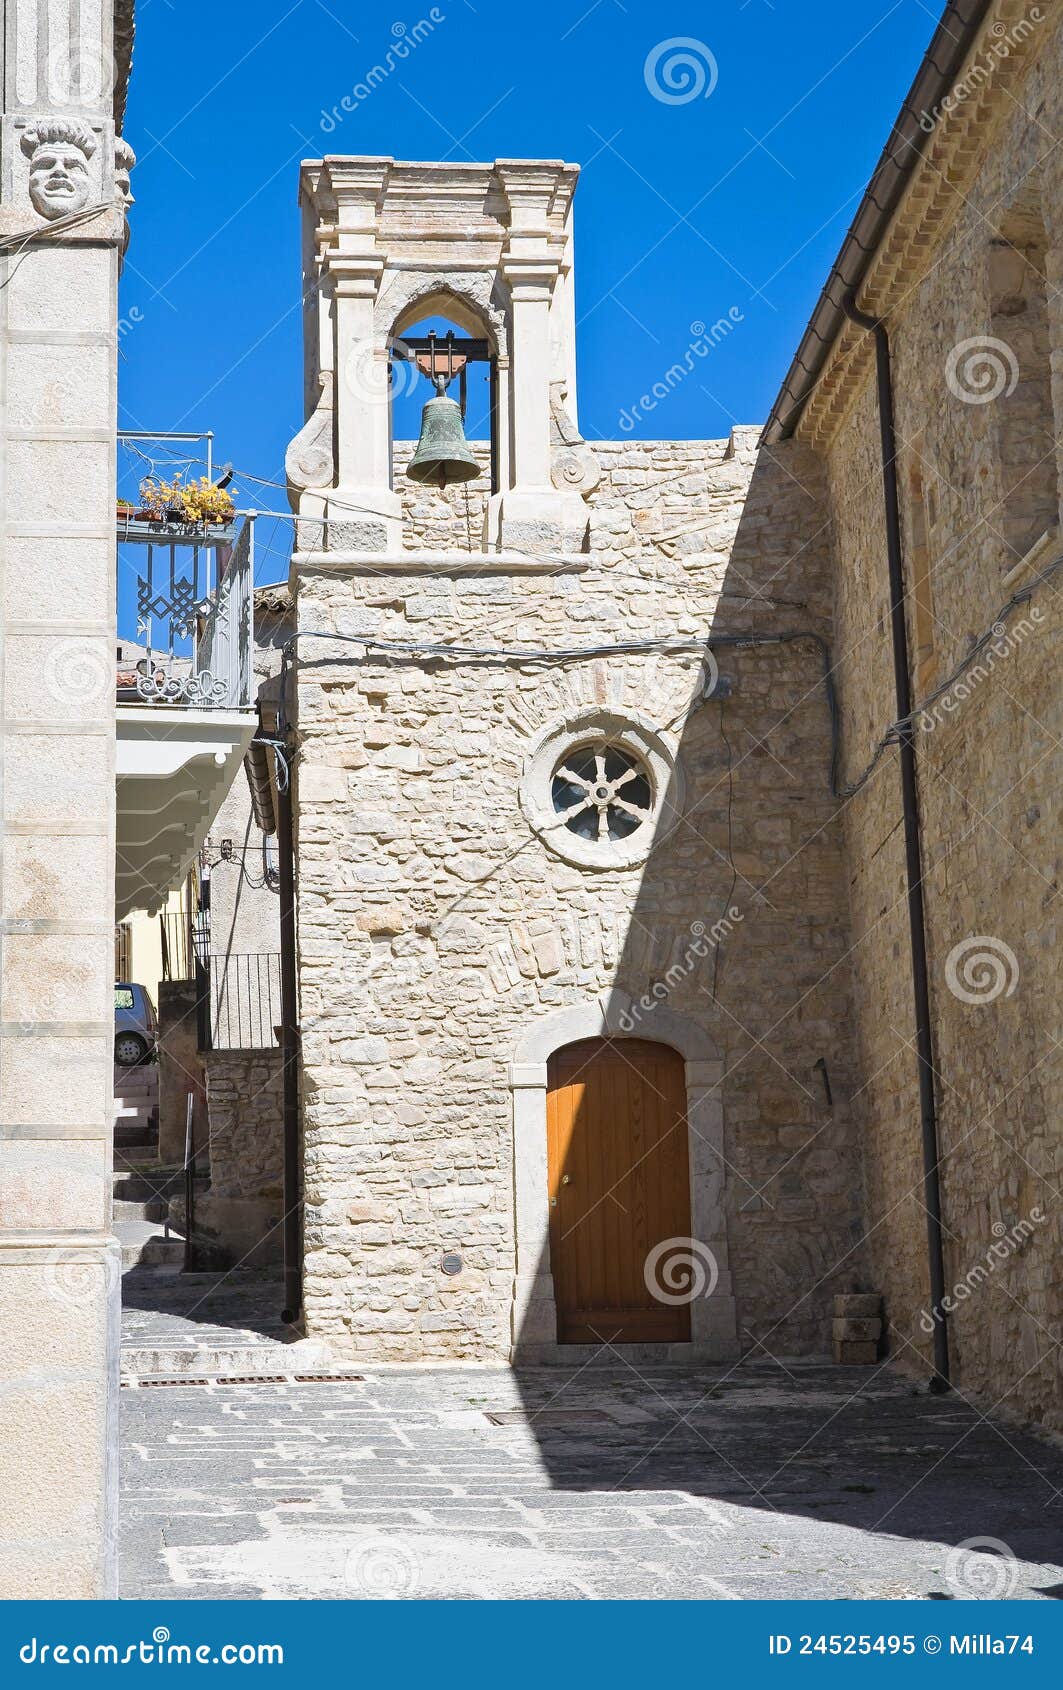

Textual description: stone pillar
[507,268,554,491]
[0,0,126,1598]
[325,160,400,553]
[492,163,571,551]
[156,978,204,1167]
[508,1062,557,1354]
[685,1060,740,1358]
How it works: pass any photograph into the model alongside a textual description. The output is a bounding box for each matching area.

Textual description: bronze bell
[406,386,481,491]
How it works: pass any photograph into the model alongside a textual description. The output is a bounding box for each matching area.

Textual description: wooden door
[547,1037,692,1344]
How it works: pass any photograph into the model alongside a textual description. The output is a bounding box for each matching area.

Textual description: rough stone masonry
[291,428,865,1363]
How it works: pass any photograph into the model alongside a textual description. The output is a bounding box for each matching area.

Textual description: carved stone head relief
[114,136,137,212]
[21,118,97,219]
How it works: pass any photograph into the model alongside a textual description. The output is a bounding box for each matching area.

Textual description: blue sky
[118,0,941,594]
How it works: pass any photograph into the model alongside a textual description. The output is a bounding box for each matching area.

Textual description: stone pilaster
[0,0,124,1600]
[491,162,575,552]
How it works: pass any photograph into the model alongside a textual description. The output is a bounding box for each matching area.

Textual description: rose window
[551,744,654,842]
[520,711,684,870]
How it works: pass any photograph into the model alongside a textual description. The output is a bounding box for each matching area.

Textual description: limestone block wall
[823,24,1063,1427]
[393,439,492,551]
[197,1051,284,1267]
[292,432,866,1362]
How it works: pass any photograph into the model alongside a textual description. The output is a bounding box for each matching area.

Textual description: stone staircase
[113,1068,333,1381]
[112,1063,185,1270]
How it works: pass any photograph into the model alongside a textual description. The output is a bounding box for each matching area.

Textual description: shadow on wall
[509,436,883,1484]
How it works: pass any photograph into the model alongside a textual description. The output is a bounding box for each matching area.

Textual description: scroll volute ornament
[550,384,601,497]
[285,370,336,494]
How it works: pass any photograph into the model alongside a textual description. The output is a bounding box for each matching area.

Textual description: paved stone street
[121,1349,1063,1600]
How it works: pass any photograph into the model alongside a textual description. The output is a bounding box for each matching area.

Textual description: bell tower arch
[286,156,593,558]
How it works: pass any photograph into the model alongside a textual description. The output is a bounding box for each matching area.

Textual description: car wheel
[115,1032,148,1067]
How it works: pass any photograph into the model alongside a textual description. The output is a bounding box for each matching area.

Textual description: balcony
[116,514,258,920]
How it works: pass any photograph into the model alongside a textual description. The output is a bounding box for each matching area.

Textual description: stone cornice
[301,156,579,271]
[115,0,136,130]
[794,0,1051,451]
[291,549,592,576]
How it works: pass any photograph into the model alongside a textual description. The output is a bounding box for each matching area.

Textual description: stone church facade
[282,0,1062,1416]
[284,159,865,1365]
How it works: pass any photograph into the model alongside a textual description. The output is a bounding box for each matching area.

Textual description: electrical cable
[277,626,842,791]
[120,447,1057,807]
[276,546,1057,807]
[0,199,118,292]
[0,198,116,250]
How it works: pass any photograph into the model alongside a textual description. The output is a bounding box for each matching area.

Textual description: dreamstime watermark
[345,1536,420,1598]
[20,1629,283,1667]
[918,607,1044,730]
[45,37,117,106]
[344,333,422,407]
[644,1237,719,1304]
[118,303,144,340]
[643,38,718,105]
[42,638,112,712]
[618,907,742,1033]
[945,335,1019,404]
[320,13,446,131]
[919,1209,1045,1333]
[918,10,1044,133]
[619,312,744,432]
[944,935,1019,1004]
[943,1536,1020,1600]
[42,1246,101,1311]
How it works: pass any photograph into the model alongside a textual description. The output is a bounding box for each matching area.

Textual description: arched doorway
[547,1037,692,1344]
[509,992,738,1360]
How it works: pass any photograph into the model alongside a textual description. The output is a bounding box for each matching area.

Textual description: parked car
[114,982,157,1066]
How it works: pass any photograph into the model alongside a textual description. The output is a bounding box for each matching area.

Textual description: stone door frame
[508,991,739,1361]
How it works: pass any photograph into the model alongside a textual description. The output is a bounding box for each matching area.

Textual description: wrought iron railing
[120,513,255,710]
[205,952,282,1051]
[159,907,210,983]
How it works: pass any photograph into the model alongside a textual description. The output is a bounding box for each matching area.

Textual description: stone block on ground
[833,1339,879,1365]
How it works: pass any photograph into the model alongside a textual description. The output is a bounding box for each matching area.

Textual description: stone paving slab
[120,1360,1063,1601]
[121,1269,298,1352]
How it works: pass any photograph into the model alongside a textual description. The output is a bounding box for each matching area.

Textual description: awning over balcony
[116,708,257,919]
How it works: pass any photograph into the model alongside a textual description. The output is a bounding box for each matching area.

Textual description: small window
[115,987,134,1010]
[520,711,684,871]
[551,743,654,842]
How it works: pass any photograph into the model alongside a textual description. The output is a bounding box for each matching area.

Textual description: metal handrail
[205,952,282,1051]
[183,1092,198,1273]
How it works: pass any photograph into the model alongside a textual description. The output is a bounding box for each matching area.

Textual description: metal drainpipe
[276,742,302,1326]
[843,294,950,1392]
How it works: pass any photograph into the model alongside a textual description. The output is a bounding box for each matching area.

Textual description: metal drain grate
[122,1373,366,1389]
[291,1373,366,1383]
[484,1408,617,1428]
